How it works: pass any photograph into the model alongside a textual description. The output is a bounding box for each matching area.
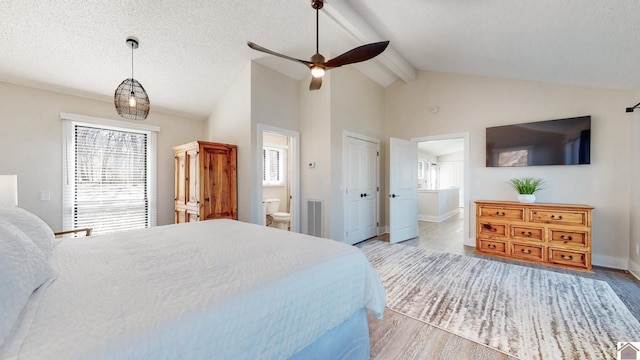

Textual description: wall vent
[306,199,324,237]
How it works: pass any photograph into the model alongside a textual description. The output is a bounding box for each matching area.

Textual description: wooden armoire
[173,141,237,223]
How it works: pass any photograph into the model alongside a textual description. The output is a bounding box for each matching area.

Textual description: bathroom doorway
[256,124,300,233]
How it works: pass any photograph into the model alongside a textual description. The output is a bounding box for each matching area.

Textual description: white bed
[0,206,385,360]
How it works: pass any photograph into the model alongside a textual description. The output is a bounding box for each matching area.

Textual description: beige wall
[299,74,332,237]
[251,63,299,224]
[329,66,385,241]
[206,64,252,222]
[207,62,299,224]
[0,81,205,229]
[385,71,636,269]
[630,111,640,277]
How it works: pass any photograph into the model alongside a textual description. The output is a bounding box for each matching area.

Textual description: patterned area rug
[359,240,640,360]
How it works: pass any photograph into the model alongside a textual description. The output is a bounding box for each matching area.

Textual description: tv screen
[486,116,591,167]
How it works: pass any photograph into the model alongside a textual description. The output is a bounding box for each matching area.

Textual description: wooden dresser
[174,141,237,223]
[475,200,594,272]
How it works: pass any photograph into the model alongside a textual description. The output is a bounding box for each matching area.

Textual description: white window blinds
[263,147,284,186]
[62,115,158,235]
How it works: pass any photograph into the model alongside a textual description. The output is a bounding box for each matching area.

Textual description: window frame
[61,113,159,235]
[263,145,286,187]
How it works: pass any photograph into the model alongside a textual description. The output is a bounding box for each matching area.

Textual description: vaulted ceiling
[1,0,638,120]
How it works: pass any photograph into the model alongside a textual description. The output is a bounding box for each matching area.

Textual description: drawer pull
[560,235,573,241]
[521,231,532,237]
[487,244,497,249]
[551,214,563,220]
[521,249,532,254]
[560,254,573,260]
[495,211,505,216]
[482,224,497,232]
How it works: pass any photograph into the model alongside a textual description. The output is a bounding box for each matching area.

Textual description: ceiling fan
[247,0,389,91]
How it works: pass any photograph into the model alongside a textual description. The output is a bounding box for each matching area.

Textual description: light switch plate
[40,191,50,201]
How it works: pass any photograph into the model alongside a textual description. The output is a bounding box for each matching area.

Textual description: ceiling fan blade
[323,41,390,68]
[309,76,322,91]
[247,42,313,67]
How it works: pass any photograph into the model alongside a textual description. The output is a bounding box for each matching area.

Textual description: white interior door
[345,137,365,242]
[362,141,378,240]
[389,137,418,243]
[344,135,379,245]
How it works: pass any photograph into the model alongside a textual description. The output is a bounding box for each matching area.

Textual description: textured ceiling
[1,0,639,120]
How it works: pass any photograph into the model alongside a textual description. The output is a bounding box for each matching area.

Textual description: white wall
[0,81,205,229]
[385,71,636,269]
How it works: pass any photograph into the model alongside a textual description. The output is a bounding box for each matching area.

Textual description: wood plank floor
[364,210,640,359]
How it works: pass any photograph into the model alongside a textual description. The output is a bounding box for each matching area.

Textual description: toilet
[264,198,290,230]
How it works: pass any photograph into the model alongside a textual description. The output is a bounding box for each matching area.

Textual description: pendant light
[114,38,150,120]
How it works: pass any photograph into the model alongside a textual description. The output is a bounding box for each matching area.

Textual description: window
[263,146,285,186]
[426,162,438,190]
[62,114,158,235]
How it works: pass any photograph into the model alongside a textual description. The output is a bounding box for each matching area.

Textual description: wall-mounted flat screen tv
[486,115,591,167]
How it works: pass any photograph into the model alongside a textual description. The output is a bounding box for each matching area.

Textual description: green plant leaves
[509,177,544,194]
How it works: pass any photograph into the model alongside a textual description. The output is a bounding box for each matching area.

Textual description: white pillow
[0,204,55,257]
[0,220,54,347]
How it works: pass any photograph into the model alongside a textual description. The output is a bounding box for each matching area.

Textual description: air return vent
[306,199,323,237]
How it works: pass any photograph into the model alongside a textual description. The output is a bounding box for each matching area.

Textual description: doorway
[256,124,300,233]
[414,133,469,252]
[389,133,475,249]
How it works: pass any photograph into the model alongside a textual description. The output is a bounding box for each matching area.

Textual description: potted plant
[509,177,544,203]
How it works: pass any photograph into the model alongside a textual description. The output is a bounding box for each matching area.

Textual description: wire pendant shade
[114,78,149,120]
[114,38,150,120]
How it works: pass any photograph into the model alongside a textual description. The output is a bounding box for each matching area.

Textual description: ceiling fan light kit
[248,0,389,91]
[114,38,150,120]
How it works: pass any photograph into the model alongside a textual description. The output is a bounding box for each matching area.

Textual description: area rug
[359,240,640,360]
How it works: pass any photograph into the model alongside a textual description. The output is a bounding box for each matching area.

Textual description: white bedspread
[2,220,385,360]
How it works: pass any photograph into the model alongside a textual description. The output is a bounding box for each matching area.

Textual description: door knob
[390,194,399,198]
[360,193,364,197]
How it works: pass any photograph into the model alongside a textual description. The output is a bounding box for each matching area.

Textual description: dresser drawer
[510,243,544,261]
[478,239,507,254]
[477,222,508,238]
[530,209,588,226]
[548,248,588,269]
[511,225,544,242]
[548,229,588,247]
[478,206,525,221]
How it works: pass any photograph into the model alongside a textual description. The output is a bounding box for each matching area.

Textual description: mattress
[1,220,385,359]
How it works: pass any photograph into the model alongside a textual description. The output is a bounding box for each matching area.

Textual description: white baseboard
[418,209,460,223]
[465,237,475,247]
[629,258,640,281]
[591,254,628,270]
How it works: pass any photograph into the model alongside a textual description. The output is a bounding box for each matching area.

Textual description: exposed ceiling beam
[323,1,416,83]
